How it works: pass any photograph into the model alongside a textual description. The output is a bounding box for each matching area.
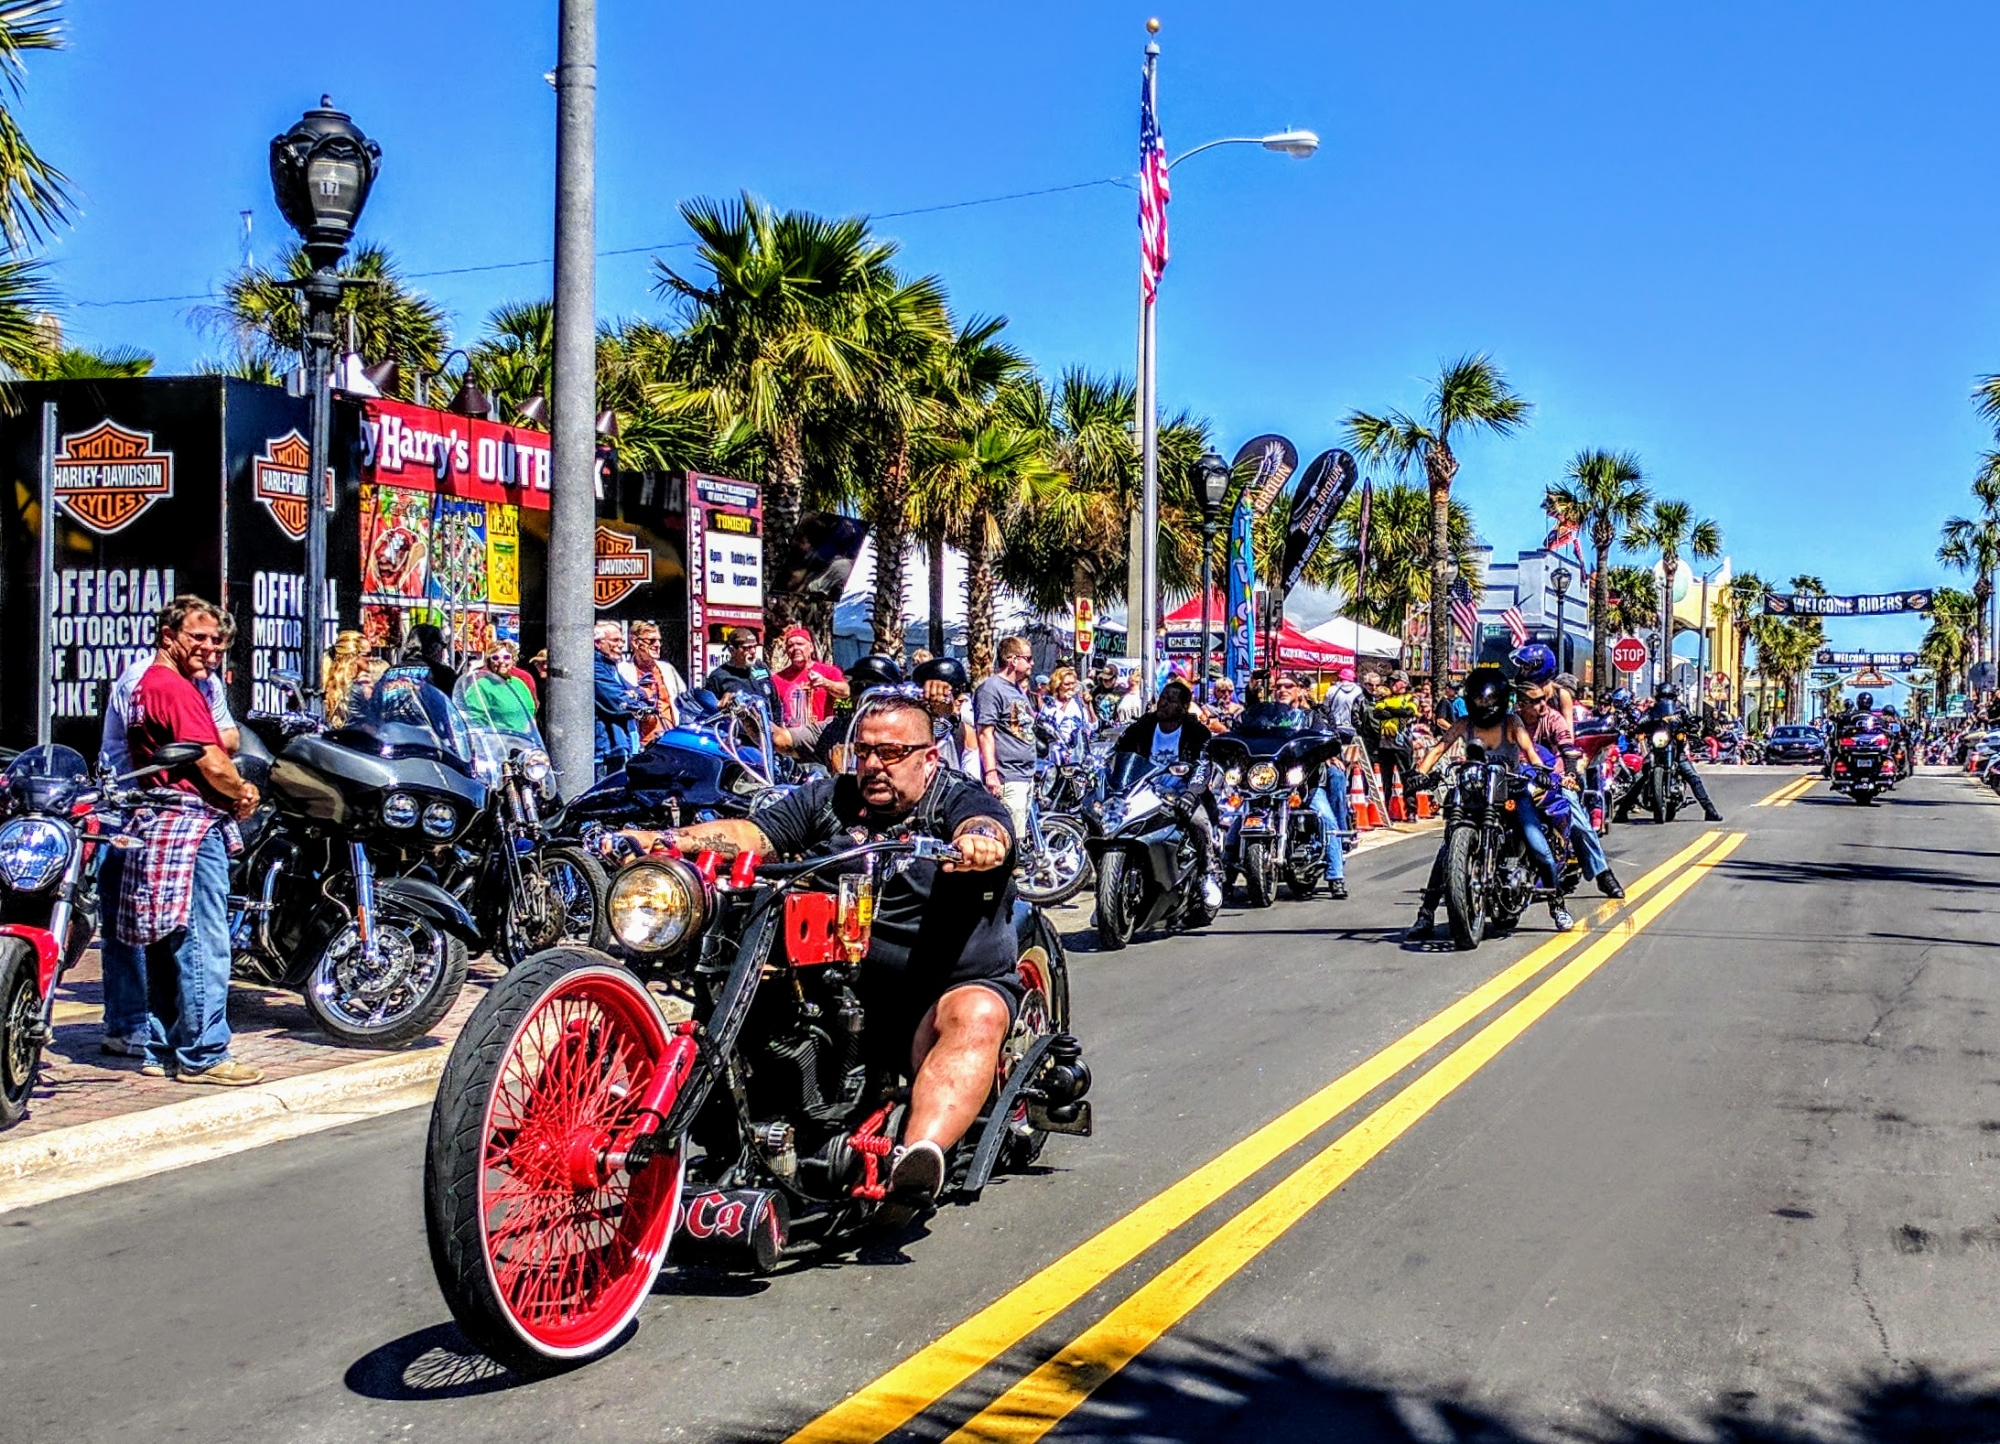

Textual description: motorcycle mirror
[268,667,310,714]
[120,741,206,780]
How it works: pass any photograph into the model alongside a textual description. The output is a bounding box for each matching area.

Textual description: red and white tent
[1159,593,1354,674]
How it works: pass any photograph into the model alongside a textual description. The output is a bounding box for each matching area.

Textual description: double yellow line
[788,830,1746,1444]
[1755,774,1818,808]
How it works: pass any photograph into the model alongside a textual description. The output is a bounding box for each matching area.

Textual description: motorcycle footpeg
[674,1186,790,1273]
[1027,1098,1093,1137]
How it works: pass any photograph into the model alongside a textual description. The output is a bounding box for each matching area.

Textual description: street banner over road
[1226,434,1296,514]
[1764,590,1932,616]
[1278,448,1359,596]
[1815,650,1920,667]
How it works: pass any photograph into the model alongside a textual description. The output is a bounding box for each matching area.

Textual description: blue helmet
[1510,643,1558,685]
[1609,687,1633,707]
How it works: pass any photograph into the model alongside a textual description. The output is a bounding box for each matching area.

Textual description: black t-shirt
[752,770,1019,987]
[703,662,781,714]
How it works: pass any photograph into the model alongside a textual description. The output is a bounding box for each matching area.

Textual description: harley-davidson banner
[1764,590,1933,616]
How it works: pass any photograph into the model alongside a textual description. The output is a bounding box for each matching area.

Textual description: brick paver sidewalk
[15,948,500,1140]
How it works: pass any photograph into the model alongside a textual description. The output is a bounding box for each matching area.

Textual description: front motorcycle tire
[304,901,470,1048]
[426,948,684,1378]
[1649,767,1670,825]
[529,846,613,952]
[1094,851,1140,951]
[1443,827,1488,952]
[0,938,42,1129]
[1241,839,1277,908]
[1016,815,1093,908]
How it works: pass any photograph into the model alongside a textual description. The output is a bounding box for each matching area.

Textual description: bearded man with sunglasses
[607,692,1017,1209]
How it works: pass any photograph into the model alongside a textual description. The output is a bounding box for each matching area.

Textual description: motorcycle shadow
[344,1321,531,1401]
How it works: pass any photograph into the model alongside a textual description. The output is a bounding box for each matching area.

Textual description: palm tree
[19,341,152,378]
[1711,570,1769,714]
[1939,509,2000,683]
[655,193,897,628]
[203,242,447,398]
[1602,564,1660,639]
[992,369,1138,616]
[1622,498,1721,692]
[1920,585,1977,711]
[1346,354,1531,700]
[1309,480,1481,642]
[0,2,69,251]
[1543,447,1648,686]
[467,299,552,422]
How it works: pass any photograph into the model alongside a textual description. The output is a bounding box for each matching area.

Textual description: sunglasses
[851,740,932,765]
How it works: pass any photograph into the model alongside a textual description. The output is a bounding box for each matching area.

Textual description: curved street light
[1168,129,1320,171]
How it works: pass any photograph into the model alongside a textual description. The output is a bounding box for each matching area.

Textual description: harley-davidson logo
[53,420,174,534]
[253,430,314,540]
[594,525,654,609]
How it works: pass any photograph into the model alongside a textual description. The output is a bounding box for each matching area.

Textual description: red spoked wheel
[425,948,685,1375]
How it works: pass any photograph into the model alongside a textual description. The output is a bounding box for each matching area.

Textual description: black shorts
[856,958,1023,1074]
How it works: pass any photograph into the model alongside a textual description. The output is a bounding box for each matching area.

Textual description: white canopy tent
[1303,614,1403,660]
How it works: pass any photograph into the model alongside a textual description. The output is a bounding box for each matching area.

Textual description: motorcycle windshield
[1232,702,1312,738]
[453,671,547,785]
[355,666,477,769]
[1103,750,1163,795]
[4,744,90,812]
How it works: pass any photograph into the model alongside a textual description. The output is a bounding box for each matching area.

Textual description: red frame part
[0,924,59,997]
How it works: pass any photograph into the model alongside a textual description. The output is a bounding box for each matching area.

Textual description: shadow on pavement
[1718,857,2000,891]
[343,1321,525,1402]
[730,1335,2000,1443]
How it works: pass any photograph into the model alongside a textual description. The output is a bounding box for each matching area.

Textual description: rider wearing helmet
[606,688,1019,1210]
[1407,669,1576,938]
[914,654,978,775]
[1613,683,1723,823]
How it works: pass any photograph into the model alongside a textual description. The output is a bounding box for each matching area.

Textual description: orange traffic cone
[1347,762,1372,830]
[1387,777,1407,823]
[1415,786,1435,819]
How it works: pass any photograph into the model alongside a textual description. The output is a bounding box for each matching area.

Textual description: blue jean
[1322,763,1353,836]
[1516,801,1559,890]
[144,828,235,1074]
[1569,813,1609,879]
[98,849,149,1041]
[1307,785,1346,881]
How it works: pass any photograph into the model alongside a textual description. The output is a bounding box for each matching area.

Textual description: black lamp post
[1550,564,1572,674]
[1195,448,1231,703]
[270,96,379,708]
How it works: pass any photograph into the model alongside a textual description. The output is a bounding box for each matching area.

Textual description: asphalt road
[7,767,2000,1444]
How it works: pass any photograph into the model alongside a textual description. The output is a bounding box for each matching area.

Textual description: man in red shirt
[771,625,848,727]
[122,596,264,1085]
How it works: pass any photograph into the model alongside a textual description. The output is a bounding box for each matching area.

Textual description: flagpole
[1137,26,1162,703]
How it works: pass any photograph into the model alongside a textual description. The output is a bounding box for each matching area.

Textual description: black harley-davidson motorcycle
[1829,715,1893,804]
[424,834,1088,1375]
[1436,744,1580,951]
[1080,750,1221,950]
[1207,702,1345,907]
[230,669,483,1047]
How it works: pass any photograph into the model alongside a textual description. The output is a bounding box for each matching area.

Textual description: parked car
[1763,725,1826,764]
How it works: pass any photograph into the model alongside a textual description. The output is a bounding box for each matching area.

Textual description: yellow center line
[945,832,1749,1444]
[1753,774,1817,807]
[784,830,1726,1444]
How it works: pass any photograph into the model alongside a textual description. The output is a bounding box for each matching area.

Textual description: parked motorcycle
[1435,745,1579,951]
[424,834,1089,1375]
[560,689,791,836]
[0,741,205,1127]
[1207,703,1345,907]
[230,668,482,1047]
[1081,751,1220,950]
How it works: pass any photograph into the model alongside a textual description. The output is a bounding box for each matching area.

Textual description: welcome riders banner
[1764,590,1933,616]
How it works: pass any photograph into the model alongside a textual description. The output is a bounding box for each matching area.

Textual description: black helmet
[1461,668,1510,728]
[912,655,970,694]
[845,653,905,696]
[1655,683,1680,703]
[1881,704,1899,718]
[1856,691,1875,712]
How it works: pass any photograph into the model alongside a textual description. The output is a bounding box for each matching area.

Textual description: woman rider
[1405,668,1575,940]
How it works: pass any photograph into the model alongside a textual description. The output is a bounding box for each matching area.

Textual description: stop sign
[1611,636,1648,673]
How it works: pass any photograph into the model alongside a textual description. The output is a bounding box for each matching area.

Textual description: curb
[0,1047,445,1189]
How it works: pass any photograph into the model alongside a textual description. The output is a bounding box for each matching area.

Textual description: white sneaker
[889,1139,945,1202]
[1202,875,1224,911]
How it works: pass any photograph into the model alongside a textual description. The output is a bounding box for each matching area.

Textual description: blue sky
[27,1,2000,660]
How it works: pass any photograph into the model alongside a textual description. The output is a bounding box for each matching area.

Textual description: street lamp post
[1194,448,1229,703]
[1130,21,1316,703]
[1550,565,1572,674]
[1696,560,1724,716]
[270,97,380,710]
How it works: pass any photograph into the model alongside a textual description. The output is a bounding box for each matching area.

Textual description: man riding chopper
[604,689,1018,1211]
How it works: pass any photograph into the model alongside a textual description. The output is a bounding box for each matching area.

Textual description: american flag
[1448,577,1480,643]
[1501,605,1528,645]
[1138,65,1171,303]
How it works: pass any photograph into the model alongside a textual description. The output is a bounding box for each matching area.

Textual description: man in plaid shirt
[120,597,263,1086]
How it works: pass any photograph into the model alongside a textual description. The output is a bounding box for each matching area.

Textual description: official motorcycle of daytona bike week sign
[1764,590,1933,616]
[52,419,174,534]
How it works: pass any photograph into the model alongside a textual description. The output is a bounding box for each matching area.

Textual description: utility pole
[547,0,598,789]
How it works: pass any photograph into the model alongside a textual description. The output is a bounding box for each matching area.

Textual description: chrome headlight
[420,802,459,839]
[605,859,708,957]
[381,792,418,828]
[0,817,70,892]
[1246,762,1279,792]
[1650,729,1671,749]
[519,749,551,785]
[1284,765,1305,787]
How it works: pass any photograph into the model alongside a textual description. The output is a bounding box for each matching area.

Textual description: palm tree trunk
[927,531,946,656]
[764,420,806,631]
[1659,558,1677,694]
[965,511,997,678]
[1590,524,1612,689]
[870,437,911,659]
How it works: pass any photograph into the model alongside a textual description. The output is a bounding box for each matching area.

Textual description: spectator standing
[1318,665,1366,735]
[1374,670,1420,817]
[1114,675,1144,724]
[974,636,1040,838]
[1039,666,1094,763]
[460,642,539,735]
[702,627,783,714]
[403,621,459,693]
[620,620,687,746]
[592,621,647,779]
[121,596,262,1085]
[771,624,848,726]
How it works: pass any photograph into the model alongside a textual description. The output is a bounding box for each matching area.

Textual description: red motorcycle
[0,741,205,1128]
